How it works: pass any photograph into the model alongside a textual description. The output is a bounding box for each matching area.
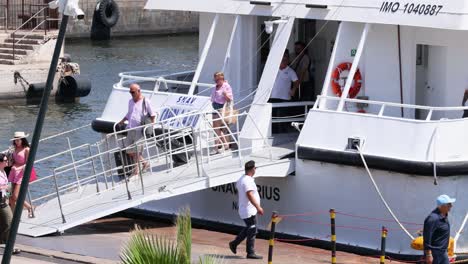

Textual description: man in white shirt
[270,54,299,102]
[269,54,300,133]
[119,83,156,176]
[229,160,264,259]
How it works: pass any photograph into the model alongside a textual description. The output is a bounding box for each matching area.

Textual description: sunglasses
[1,159,7,162]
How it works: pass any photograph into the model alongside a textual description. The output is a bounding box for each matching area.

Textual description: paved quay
[11,216,407,264]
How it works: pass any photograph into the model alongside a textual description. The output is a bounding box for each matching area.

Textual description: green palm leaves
[120,208,224,264]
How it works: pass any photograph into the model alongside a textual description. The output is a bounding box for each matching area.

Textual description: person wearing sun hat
[8,131,37,218]
[0,153,21,254]
[423,194,456,264]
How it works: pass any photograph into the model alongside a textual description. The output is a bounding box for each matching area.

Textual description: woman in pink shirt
[8,132,37,218]
[211,72,233,152]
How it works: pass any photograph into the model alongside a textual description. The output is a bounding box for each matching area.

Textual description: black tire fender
[97,0,120,28]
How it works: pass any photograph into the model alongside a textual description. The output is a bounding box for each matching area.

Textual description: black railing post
[1,13,70,264]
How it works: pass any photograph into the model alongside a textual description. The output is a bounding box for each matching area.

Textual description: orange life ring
[331,62,362,98]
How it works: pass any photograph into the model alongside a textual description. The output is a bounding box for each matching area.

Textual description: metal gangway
[19,108,295,237]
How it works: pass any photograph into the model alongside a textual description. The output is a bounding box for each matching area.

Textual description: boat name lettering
[379,2,443,16]
[159,107,200,128]
[175,96,196,105]
[211,183,280,201]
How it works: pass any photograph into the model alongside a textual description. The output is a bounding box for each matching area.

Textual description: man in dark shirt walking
[423,194,456,264]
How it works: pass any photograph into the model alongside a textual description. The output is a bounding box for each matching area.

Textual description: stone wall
[66,0,198,38]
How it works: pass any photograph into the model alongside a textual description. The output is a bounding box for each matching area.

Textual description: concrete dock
[8,216,409,264]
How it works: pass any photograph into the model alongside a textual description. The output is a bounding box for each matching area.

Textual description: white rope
[454,212,468,253]
[356,145,415,240]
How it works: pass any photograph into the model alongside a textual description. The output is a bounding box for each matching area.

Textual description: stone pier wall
[66,0,199,38]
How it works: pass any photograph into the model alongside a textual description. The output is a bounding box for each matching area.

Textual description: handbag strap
[141,97,149,119]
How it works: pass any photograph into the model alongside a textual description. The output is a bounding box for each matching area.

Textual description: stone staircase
[0,32,53,65]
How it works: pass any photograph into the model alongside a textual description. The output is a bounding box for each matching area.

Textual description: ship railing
[315,95,468,121]
[24,109,271,222]
[270,101,315,124]
[11,5,56,60]
[117,70,212,95]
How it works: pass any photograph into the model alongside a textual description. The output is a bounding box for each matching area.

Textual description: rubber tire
[98,0,120,28]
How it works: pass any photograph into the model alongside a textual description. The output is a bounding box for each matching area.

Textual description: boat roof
[144,0,468,31]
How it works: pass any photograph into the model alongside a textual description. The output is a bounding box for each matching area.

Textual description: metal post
[96,142,109,190]
[330,208,336,264]
[191,127,201,178]
[160,123,170,170]
[143,127,154,174]
[188,14,219,95]
[268,211,279,264]
[52,170,66,223]
[168,128,173,171]
[181,130,189,167]
[88,145,99,193]
[12,30,14,60]
[380,226,387,264]
[236,114,242,167]
[207,126,213,164]
[2,13,70,264]
[105,137,115,188]
[135,144,144,195]
[5,0,9,30]
[337,23,371,111]
[119,146,132,200]
[43,7,47,35]
[67,137,81,189]
[152,127,160,167]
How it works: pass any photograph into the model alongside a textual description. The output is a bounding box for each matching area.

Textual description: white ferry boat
[19,0,468,261]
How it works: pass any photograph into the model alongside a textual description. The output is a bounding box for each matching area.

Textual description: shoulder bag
[141,98,154,138]
[222,101,238,125]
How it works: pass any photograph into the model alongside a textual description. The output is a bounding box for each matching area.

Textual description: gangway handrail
[11,6,50,59]
[34,143,90,164]
[39,124,91,143]
[25,108,273,223]
[30,145,121,186]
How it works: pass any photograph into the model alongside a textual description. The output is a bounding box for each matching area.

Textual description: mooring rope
[356,145,415,240]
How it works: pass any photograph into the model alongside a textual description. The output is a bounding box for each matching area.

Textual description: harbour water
[0,34,198,199]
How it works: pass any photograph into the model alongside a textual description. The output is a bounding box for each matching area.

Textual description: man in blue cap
[423,194,456,264]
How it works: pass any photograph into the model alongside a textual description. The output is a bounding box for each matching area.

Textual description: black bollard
[380,226,388,264]
[330,209,336,264]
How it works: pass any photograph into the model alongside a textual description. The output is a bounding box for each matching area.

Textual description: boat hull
[137,159,468,256]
